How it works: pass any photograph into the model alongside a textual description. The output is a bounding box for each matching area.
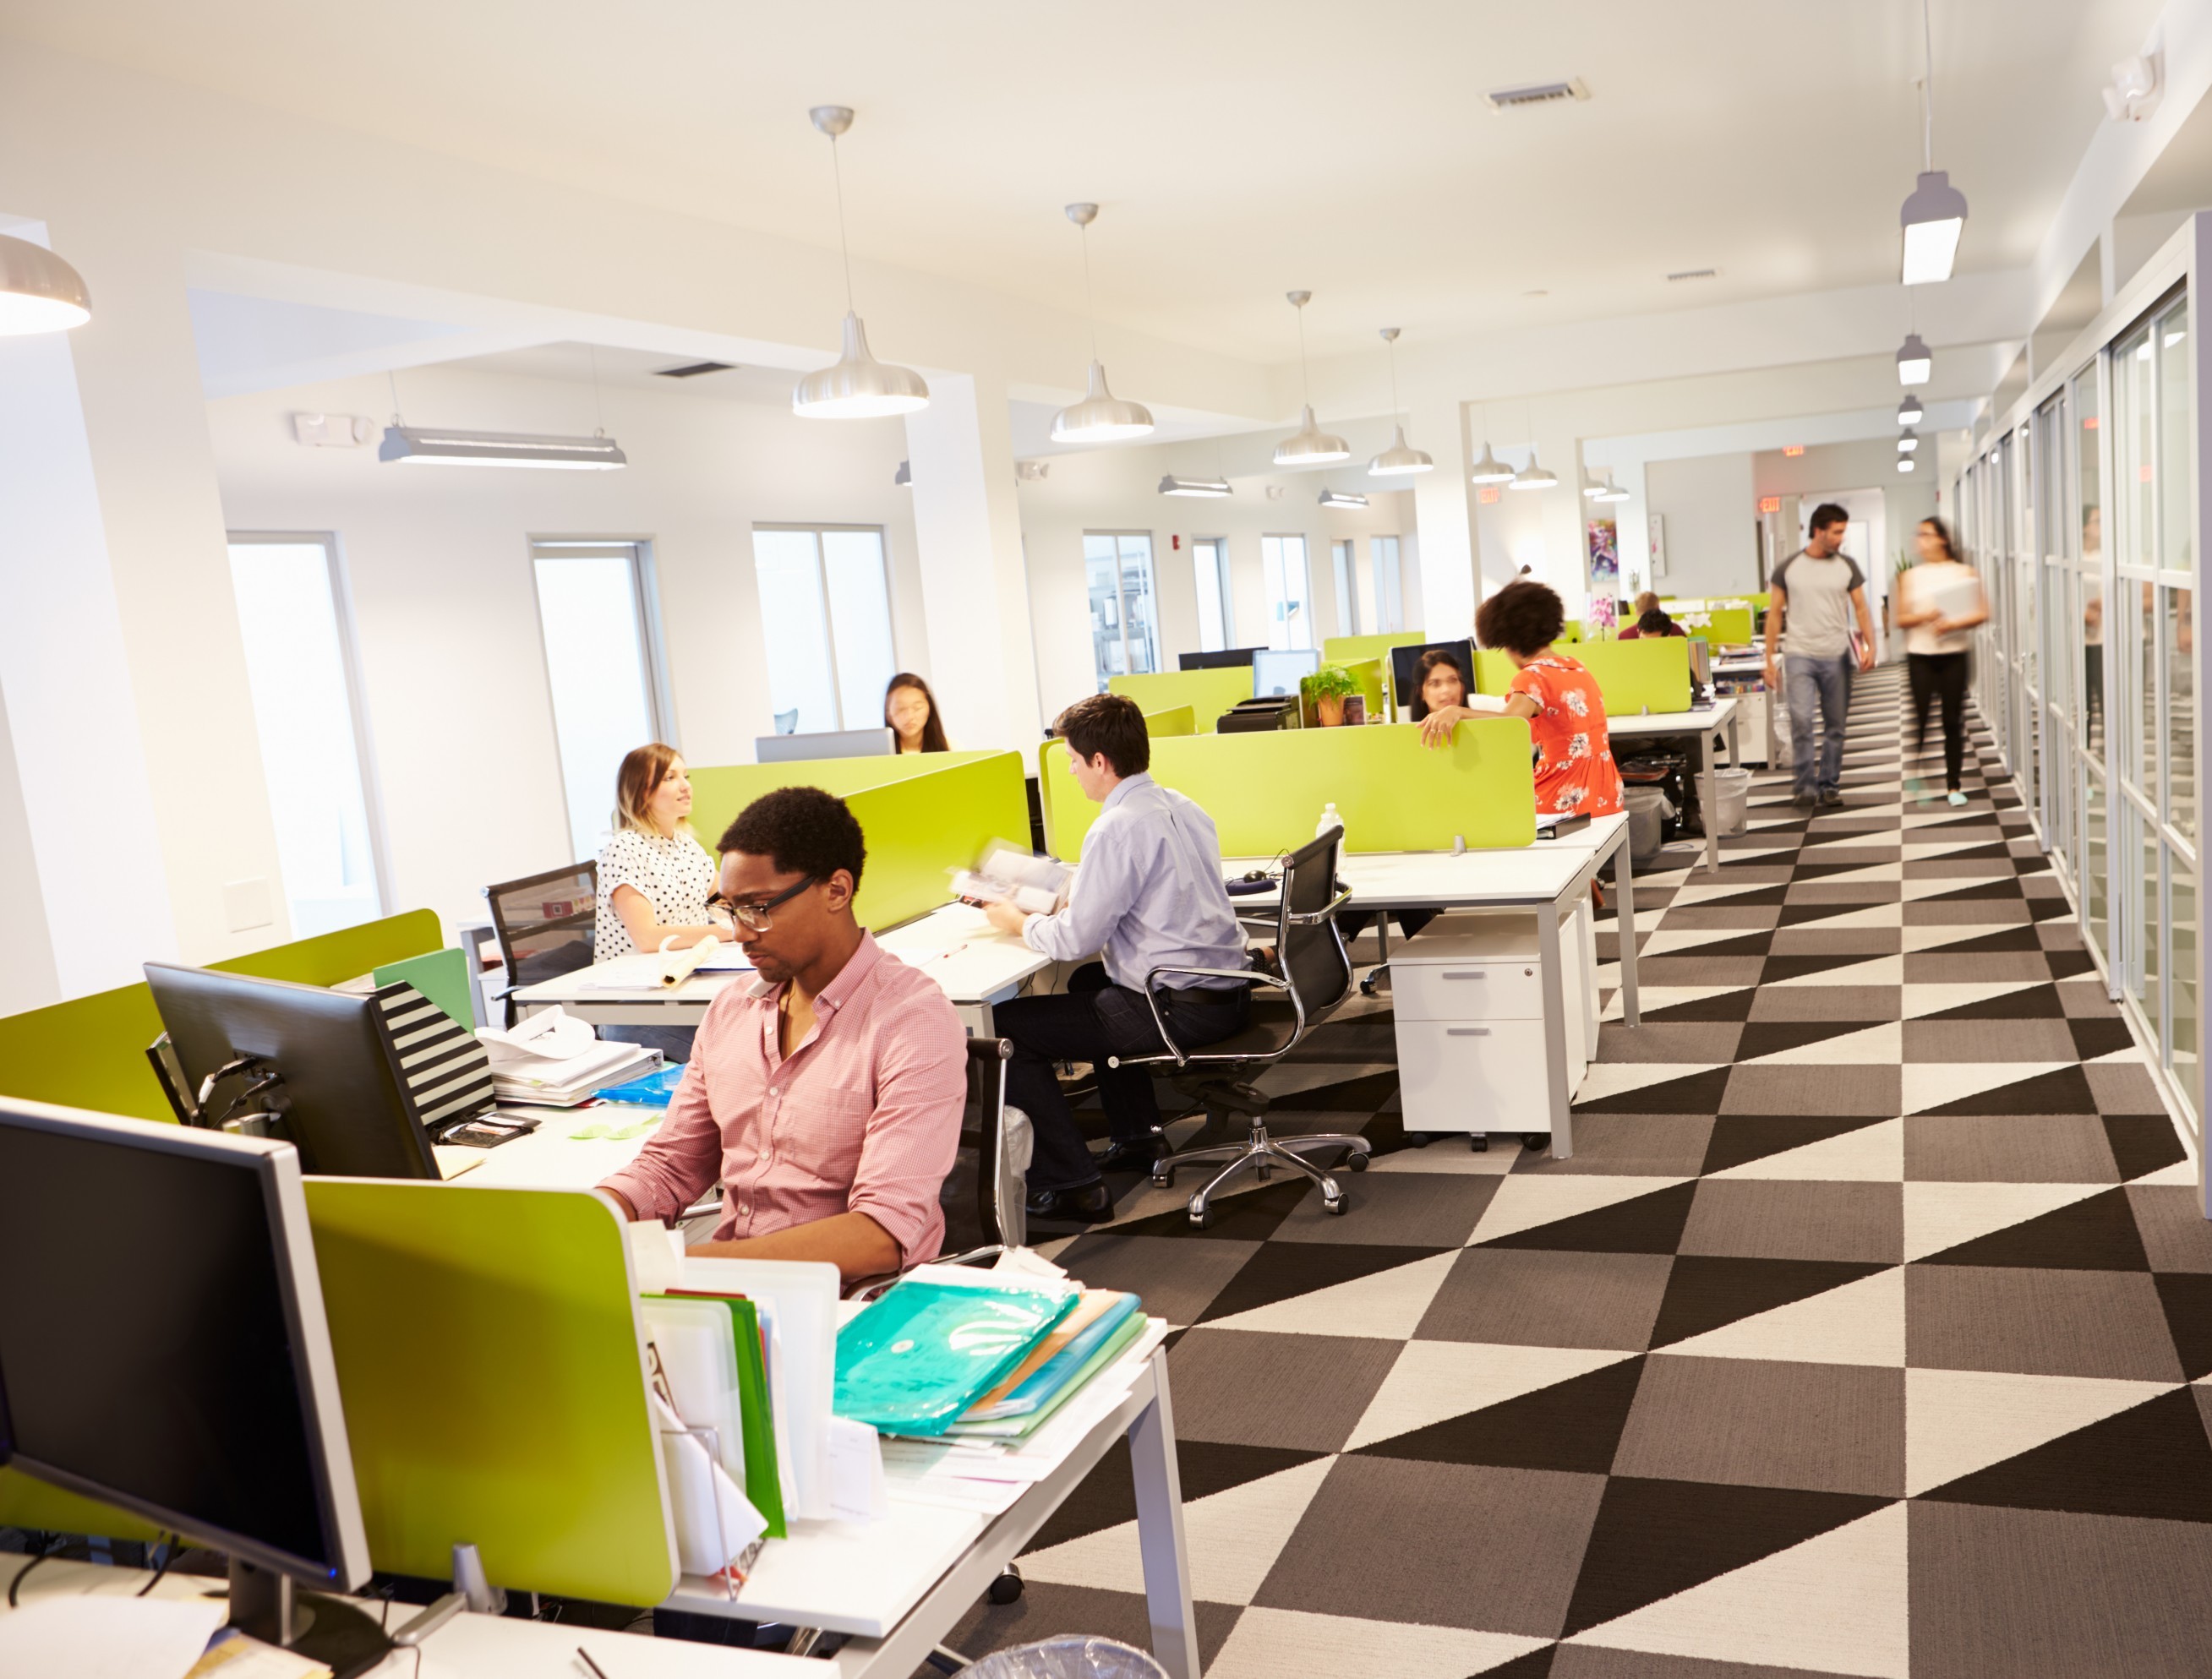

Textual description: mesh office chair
[483,861,598,1027]
[938,1037,1031,1257]
[1118,830,1371,1228]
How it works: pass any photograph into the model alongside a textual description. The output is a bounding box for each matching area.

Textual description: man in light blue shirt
[983,693,1251,1222]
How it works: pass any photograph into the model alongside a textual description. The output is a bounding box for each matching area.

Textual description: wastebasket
[1625,786,1675,865]
[1712,767,1753,835]
[965,1638,1172,1679]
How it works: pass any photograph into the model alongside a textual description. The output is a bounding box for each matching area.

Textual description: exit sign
[1477,486,1501,504]
[1783,445,1805,457]
[1758,496,1781,514]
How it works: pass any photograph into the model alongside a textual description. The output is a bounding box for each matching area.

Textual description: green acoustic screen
[1106,668,1254,733]
[306,1180,675,1605]
[1142,706,1196,738]
[1476,638,1693,717]
[1040,718,1536,859]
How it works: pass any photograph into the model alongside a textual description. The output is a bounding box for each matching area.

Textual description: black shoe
[1818,788,1845,807]
[1095,1136,1167,1175]
[1025,1182,1113,1224]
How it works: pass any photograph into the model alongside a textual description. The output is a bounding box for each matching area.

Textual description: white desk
[512,903,1051,1037]
[1227,810,1638,1159]
[1712,656,1778,769]
[1608,695,1740,873]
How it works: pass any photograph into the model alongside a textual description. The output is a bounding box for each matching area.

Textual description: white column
[904,372,1046,760]
[1408,396,1482,637]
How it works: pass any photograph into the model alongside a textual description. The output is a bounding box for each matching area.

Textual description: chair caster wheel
[1188,1203,1213,1229]
[1322,1193,1347,1216]
[1151,1169,1175,1189]
[1522,1132,1551,1153]
[1346,1150,1369,1172]
[1359,974,1379,997]
[988,1566,1024,1605]
[1471,1133,1489,1153]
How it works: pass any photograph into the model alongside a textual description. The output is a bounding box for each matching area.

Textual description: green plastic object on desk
[834,1277,1079,1437]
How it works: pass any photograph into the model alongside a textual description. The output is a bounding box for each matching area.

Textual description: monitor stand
[227,1556,391,1679]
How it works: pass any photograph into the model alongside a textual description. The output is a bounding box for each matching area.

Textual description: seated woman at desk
[598,788,967,1281]
[593,744,735,1060]
[885,673,950,754]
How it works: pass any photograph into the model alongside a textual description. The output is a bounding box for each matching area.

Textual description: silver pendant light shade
[1051,204,1154,444]
[1593,475,1630,503]
[1509,449,1559,491]
[792,106,929,419]
[1275,291,1351,466]
[794,310,931,417]
[1367,328,1434,476]
[1469,441,1516,484]
[0,234,90,335]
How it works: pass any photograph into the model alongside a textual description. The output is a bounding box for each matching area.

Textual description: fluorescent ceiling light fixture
[1469,441,1516,484]
[0,233,90,334]
[1897,333,1932,386]
[1158,474,1232,498]
[1275,291,1351,466]
[1900,171,1967,285]
[1594,476,1630,503]
[1367,328,1434,476]
[1898,457,1917,473]
[1051,204,1154,443]
[1898,431,1920,453]
[1510,450,1559,491]
[793,108,929,418]
[1319,489,1369,510]
[894,459,912,488]
[1898,395,1925,425]
[378,426,627,469]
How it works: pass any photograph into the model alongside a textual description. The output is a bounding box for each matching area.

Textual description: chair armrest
[1134,966,1287,1066]
[844,1244,1007,1303]
[1286,885,1355,927]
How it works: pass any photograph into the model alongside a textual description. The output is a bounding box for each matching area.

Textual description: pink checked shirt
[598,933,967,1266]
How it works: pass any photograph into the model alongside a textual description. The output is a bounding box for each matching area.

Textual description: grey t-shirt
[1772,548,1865,659]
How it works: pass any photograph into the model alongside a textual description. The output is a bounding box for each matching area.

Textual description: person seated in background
[598,788,967,1282]
[984,694,1251,1223]
[885,672,950,754]
[1453,579,1625,820]
[1618,605,1686,641]
[1406,646,1475,724]
[593,744,736,1061]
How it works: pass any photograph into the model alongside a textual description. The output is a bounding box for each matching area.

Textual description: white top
[1022,772,1248,991]
[1902,562,1983,657]
[594,827,717,960]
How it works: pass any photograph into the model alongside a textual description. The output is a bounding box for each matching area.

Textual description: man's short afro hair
[718,785,866,886]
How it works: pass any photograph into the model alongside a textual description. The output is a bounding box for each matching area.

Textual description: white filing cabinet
[1392,908,1598,1147]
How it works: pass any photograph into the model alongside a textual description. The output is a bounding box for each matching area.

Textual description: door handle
[1447,1027,1492,1037]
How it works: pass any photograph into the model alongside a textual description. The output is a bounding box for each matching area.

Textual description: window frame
[1191,536,1234,653]
[748,523,898,731]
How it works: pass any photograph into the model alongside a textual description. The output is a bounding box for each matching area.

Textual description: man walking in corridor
[1767,503,1878,809]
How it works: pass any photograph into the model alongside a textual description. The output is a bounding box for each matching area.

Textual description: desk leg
[1701,725,1722,875]
[1128,1351,1199,1679]
[1537,901,1575,1159]
[1612,830,1641,1028]
[1727,712,1741,773]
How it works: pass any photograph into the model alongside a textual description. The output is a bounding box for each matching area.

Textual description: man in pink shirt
[598,788,967,1281]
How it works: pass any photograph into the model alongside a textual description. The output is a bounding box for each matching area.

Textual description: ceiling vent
[1485,78,1590,112]
[1666,268,1718,282]
[654,360,736,379]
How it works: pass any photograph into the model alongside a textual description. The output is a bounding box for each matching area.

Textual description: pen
[576,1648,612,1679]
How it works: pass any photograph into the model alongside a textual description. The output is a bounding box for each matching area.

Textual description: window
[1084,532,1161,687]
[1192,537,1233,652]
[1261,535,1313,651]
[1331,540,1362,636]
[532,542,669,863]
[226,535,387,937]
[751,526,898,736]
[1374,536,1405,633]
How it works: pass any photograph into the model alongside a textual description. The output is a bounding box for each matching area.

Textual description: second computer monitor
[1391,639,1478,717]
[754,727,896,764]
[1178,646,1265,672]
[1252,646,1321,699]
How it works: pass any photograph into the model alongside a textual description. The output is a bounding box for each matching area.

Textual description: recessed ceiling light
[1159,474,1232,498]
[1319,489,1370,510]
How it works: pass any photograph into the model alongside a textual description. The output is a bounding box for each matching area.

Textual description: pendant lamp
[1898,394,1925,425]
[1594,476,1630,503]
[1897,332,1933,386]
[1274,292,1351,466]
[1051,204,1154,443]
[1899,0,1968,285]
[1469,405,1515,483]
[792,107,929,418]
[1510,449,1558,492]
[1367,328,1434,476]
[0,233,90,335]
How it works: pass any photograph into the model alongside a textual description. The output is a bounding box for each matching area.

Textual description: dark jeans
[1785,651,1853,797]
[1909,651,1970,791]
[1336,909,1438,947]
[998,962,1251,1193]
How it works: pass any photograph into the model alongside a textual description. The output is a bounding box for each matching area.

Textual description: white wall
[209,363,918,937]
[1645,453,1761,598]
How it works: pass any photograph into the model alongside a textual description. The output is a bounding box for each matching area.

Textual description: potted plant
[1304,663,1360,727]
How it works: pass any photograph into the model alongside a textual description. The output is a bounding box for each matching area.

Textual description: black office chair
[1119,830,1370,1228]
[483,861,598,1027]
[937,1037,1030,1257]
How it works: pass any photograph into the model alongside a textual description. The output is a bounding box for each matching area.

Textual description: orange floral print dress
[1508,654,1625,818]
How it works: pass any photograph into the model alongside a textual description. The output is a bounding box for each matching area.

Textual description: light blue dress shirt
[1021,772,1248,992]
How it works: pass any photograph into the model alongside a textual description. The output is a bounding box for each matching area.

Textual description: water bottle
[1315,802,1343,844]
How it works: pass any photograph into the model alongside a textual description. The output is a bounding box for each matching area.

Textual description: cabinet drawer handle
[1440,970,1489,980]
[1447,1026,1492,1037]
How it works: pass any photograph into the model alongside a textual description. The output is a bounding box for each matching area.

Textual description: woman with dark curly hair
[1423,580,1623,819]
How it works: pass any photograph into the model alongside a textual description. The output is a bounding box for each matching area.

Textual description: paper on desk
[477,1006,597,1061]
[186,1627,331,1677]
[628,1220,686,1295]
[0,1595,227,1679]
[829,1415,888,1523]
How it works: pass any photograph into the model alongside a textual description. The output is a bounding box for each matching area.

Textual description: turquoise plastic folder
[833,1278,1077,1437]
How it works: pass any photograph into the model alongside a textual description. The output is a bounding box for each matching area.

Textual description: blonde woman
[593,744,730,1060]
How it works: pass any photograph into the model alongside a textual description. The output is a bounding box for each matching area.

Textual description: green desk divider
[1106,668,1253,733]
[1143,705,1196,738]
[691,751,1030,931]
[306,1180,676,1605]
[0,1468,164,1543]
[373,947,474,1030]
[1474,638,1693,717]
[0,908,445,1126]
[1691,607,1755,644]
[1040,719,1535,859]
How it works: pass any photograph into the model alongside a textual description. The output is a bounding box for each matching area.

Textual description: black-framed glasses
[708,875,817,932]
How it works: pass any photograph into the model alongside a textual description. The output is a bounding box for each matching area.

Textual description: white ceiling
[4,1,2161,362]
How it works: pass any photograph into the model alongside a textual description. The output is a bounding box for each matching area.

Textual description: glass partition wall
[1957,218,2207,1154]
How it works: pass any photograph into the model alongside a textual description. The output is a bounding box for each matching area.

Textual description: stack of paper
[476,1011,657,1106]
[949,838,1070,914]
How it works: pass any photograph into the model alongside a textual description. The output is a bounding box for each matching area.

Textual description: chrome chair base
[1153,1119,1370,1228]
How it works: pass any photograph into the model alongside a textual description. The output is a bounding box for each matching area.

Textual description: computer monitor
[147,964,441,1180]
[1178,646,1265,671]
[1390,639,1477,717]
[754,726,897,764]
[1251,646,1321,698]
[0,1100,372,1596]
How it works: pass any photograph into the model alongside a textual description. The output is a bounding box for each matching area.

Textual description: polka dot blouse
[594,827,717,962]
